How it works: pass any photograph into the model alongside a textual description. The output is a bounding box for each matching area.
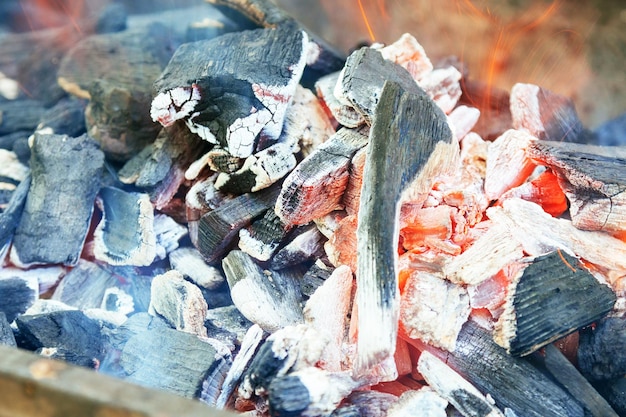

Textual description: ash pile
[1,0,626,416]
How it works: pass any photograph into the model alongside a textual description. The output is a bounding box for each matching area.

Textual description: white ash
[153,213,187,260]
[84,308,128,327]
[448,105,481,141]
[418,66,462,114]
[24,299,77,316]
[185,151,213,180]
[169,247,225,290]
[0,149,29,182]
[150,84,201,127]
[185,113,219,145]
[0,71,19,100]
[101,287,135,316]
[379,33,433,82]
[387,388,448,417]
[238,229,279,262]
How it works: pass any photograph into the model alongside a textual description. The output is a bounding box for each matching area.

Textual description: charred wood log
[238,208,291,261]
[578,317,626,381]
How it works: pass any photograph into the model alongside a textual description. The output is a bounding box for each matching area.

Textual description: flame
[357,0,377,42]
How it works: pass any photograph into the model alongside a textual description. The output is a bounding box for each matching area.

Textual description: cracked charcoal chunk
[152,24,308,158]
[11,133,104,266]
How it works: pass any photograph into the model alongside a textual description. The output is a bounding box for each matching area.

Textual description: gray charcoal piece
[35,97,87,138]
[578,317,626,381]
[169,246,225,290]
[151,24,308,158]
[596,377,626,417]
[238,207,291,262]
[52,259,120,311]
[0,99,46,135]
[0,312,16,347]
[148,270,208,338]
[0,274,38,323]
[270,224,326,270]
[15,309,103,368]
[93,186,156,267]
[315,71,365,128]
[120,326,223,399]
[0,174,29,252]
[205,305,253,346]
[11,133,104,266]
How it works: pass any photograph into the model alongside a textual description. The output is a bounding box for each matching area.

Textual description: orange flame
[357,0,377,42]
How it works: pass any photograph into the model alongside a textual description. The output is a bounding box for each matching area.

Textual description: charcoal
[239,208,291,261]
[0,173,29,252]
[386,389,448,417]
[152,24,308,158]
[205,305,254,347]
[153,213,187,260]
[58,24,177,161]
[346,390,398,417]
[15,309,103,368]
[222,250,303,332]
[95,3,128,34]
[594,112,626,146]
[275,127,368,226]
[93,186,156,267]
[0,275,38,323]
[0,130,29,150]
[0,98,46,134]
[23,299,77,316]
[299,261,333,298]
[148,270,208,338]
[101,265,155,314]
[196,185,279,264]
[355,80,457,372]
[315,72,366,128]
[198,355,233,407]
[270,224,326,270]
[11,133,104,266]
[494,250,616,357]
[578,317,626,381]
[595,377,626,417]
[446,320,584,417]
[169,246,226,290]
[35,97,87,138]
[0,312,16,347]
[11,135,30,164]
[119,326,224,398]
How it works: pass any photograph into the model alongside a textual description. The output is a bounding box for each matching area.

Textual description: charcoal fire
[1,1,625,416]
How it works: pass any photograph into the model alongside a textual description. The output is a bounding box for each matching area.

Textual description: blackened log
[445,320,584,417]
[0,275,37,323]
[15,310,103,368]
[196,185,279,264]
[11,133,104,266]
[58,24,176,161]
[355,80,457,372]
[510,83,584,143]
[494,251,615,357]
[119,326,223,399]
[0,173,29,252]
[51,259,120,311]
[541,344,619,417]
[152,25,308,158]
[93,187,156,267]
[0,312,16,347]
[276,127,368,226]
[238,208,291,261]
[0,99,46,135]
[578,317,626,381]
[527,140,626,234]
[222,250,302,332]
[270,224,326,270]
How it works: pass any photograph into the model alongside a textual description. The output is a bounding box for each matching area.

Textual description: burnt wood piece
[510,83,584,143]
[119,326,223,399]
[0,276,37,323]
[595,378,626,416]
[58,24,176,161]
[338,47,421,124]
[459,80,511,141]
[238,208,291,261]
[578,317,626,381]
[355,80,456,372]
[222,250,303,332]
[151,25,308,158]
[196,185,279,264]
[204,305,254,348]
[93,187,156,267]
[418,351,505,417]
[0,131,30,152]
[0,173,29,252]
[275,127,368,226]
[35,97,87,138]
[0,312,16,347]
[148,270,208,338]
[445,320,584,417]
[315,72,366,128]
[169,247,225,290]
[51,259,120,311]
[11,133,104,266]
[299,262,333,298]
[15,310,103,369]
[204,148,244,174]
[270,224,326,270]
[345,391,398,417]
[494,251,615,357]
[540,344,619,417]
[527,140,626,234]
[0,99,46,135]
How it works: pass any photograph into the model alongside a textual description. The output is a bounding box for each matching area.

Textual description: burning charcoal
[197,186,279,263]
[215,324,264,408]
[498,169,568,217]
[386,388,448,417]
[58,24,176,160]
[0,274,37,322]
[355,80,458,372]
[484,129,537,201]
[379,33,433,82]
[315,72,366,128]
[0,312,16,347]
[0,98,46,134]
[93,186,156,267]
[342,147,366,216]
[169,246,225,290]
[270,224,326,270]
[540,344,619,417]
[578,317,626,381]
[459,81,511,141]
[447,105,481,141]
[0,172,29,254]
[239,208,291,262]
[10,133,104,266]
[418,66,463,114]
[222,250,303,332]
[268,368,359,417]
[34,97,87,138]
[418,351,505,417]
[151,25,308,158]
[400,272,470,352]
[52,259,121,311]
[337,47,421,124]
[510,83,584,143]
[215,142,297,194]
[527,140,626,234]
[494,251,615,357]
[445,321,584,417]
[276,127,368,226]
[148,270,208,338]
[119,326,226,399]
[15,309,103,368]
